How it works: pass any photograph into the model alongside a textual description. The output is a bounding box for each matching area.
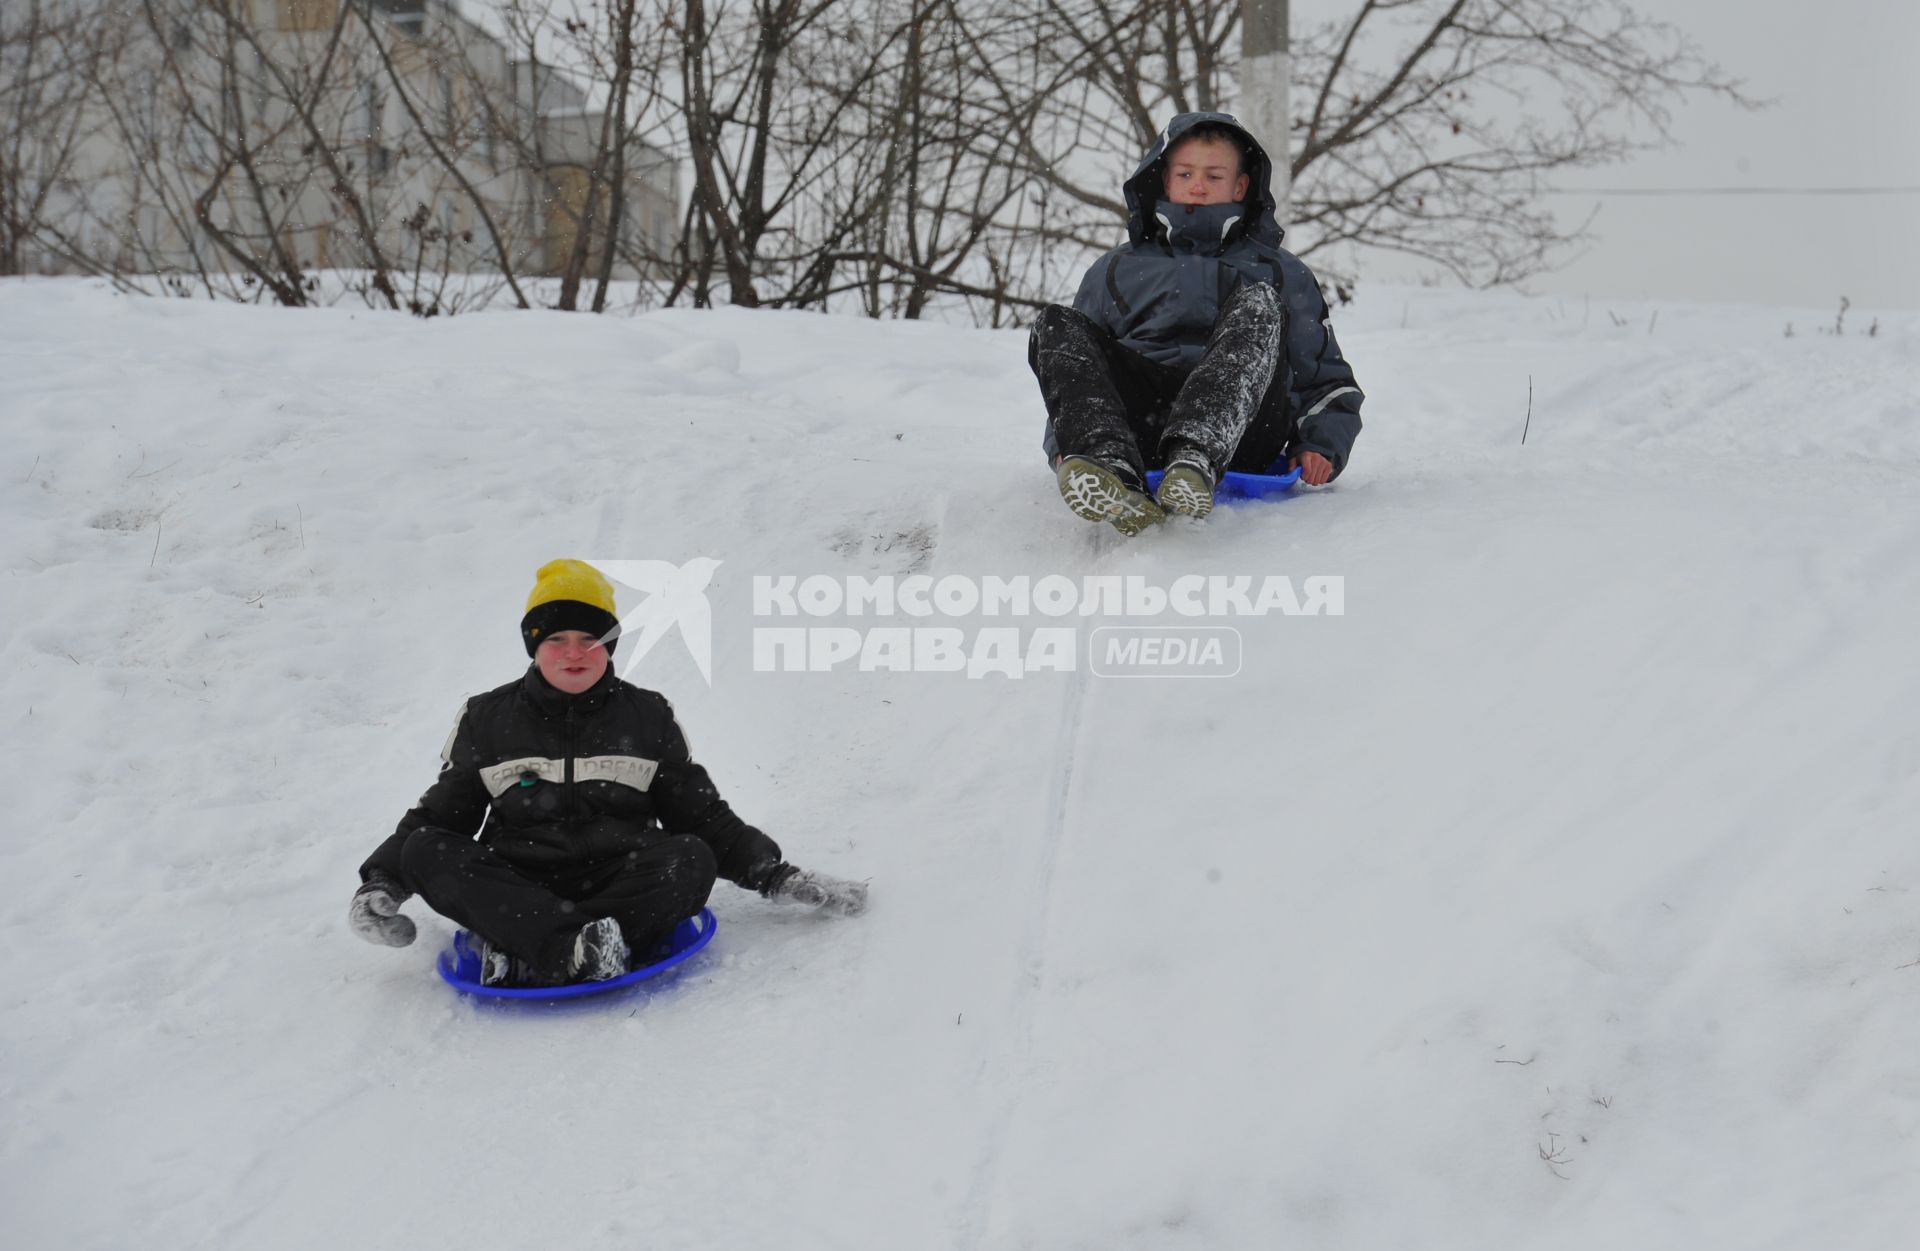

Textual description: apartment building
[39,0,677,282]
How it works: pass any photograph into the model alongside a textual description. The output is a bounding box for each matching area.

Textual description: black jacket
[1072,111,1364,475]
[360,666,780,892]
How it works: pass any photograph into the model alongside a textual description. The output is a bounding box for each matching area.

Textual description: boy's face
[1162,136,1250,207]
[535,629,610,695]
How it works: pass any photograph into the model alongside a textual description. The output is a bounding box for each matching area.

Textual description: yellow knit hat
[521,559,620,656]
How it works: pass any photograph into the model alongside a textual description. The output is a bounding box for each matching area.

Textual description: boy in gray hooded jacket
[1031,112,1365,532]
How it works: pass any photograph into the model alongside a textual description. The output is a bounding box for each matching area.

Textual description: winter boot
[1155,443,1217,518]
[568,916,631,982]
[477,936,546,988]
[1056,455,1166,537]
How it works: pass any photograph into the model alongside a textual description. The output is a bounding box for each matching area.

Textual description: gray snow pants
[1029,282,1291,479]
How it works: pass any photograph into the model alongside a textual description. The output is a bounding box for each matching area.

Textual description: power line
[1543,185,1920,197]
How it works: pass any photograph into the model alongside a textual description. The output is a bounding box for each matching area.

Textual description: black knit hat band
[521,600,621,657]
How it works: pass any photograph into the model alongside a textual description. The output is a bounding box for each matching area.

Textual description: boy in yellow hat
[348,559,866,986]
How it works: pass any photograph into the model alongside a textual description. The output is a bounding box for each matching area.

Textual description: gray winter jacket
[1072,112,1364,475]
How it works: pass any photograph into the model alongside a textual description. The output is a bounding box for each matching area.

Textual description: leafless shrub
[7,0,1754,319]
[1006,0,1752,294]
[0,1,107,277]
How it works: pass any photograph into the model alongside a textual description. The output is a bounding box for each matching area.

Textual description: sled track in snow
[952,538,1105,1247]
[592,494,627,562]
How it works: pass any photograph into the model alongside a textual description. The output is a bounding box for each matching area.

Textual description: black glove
[349,872,417,947]
[756,860,868,918]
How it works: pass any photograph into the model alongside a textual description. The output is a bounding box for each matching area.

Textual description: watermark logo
[1089,626,1242,678]
[579,565,1339,683]
[588,558,722,685]
[751,573,1339,678]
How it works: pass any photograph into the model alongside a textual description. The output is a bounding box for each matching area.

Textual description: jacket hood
[1123,111,1282,251]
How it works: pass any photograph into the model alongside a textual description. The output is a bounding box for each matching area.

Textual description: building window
[371,1,427,38]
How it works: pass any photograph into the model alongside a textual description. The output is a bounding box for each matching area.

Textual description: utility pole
[1240,0,1290,229]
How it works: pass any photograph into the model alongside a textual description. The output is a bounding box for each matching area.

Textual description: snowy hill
[5,279,1920,1250]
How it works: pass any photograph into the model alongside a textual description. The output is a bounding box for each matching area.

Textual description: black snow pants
[1029,282,1294,479]
[398,827,718,976]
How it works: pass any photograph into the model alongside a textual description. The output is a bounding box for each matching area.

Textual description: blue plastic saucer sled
[436,908,718,1000]
[1144,463,1303,502]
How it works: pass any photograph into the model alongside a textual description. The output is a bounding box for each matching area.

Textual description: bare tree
[662,1,1060,318]
[0,2,101,276]
[350,2,534,311]
[22,1,553,312]
[517,0,674,311]
[15,0,1746,319]
[822,1,1056,320]
[676,0,825,308]
[993,0,1749,292]
[1284,0,1752,284]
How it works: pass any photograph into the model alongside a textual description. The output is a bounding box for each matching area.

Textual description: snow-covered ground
[4,279,1919,1250]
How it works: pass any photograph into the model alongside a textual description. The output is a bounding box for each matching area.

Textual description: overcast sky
[1329,0,1920,312]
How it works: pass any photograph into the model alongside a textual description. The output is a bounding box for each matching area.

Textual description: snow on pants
[1029,282,1292,478]
[398,827,718,976]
